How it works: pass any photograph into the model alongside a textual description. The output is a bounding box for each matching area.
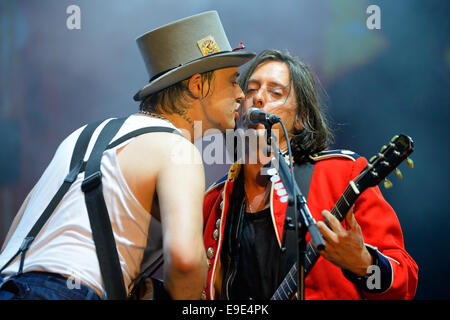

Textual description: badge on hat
[197,35,220,56]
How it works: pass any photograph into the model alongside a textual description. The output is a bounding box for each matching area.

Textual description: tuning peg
[369,155,377,163]
[384,178,393,189]
[380,145,387,153]
[390,135,399,142]
[395,168,403,179]
[406,157,414,169]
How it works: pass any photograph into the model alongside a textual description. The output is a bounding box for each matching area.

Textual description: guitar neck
[271,182,360,300]
[330,182,360,222]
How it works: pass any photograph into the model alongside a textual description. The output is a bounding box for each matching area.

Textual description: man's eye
[269,89,283,96]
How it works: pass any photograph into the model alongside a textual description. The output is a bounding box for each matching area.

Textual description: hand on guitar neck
[316,208,373,276]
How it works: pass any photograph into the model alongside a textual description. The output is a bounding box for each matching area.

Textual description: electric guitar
[271,134,414,300]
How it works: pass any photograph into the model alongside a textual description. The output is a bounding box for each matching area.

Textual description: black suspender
[81,117,128,299]
[0,117,181,300]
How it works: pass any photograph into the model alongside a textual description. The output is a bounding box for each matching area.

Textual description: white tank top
[0,114,180,298]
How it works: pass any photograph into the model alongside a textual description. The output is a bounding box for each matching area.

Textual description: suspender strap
[279,161,315,276]
[106,126,181,150]
[81,117,128,300]
[0,120,103,275]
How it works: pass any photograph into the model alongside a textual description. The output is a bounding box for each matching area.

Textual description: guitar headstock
[356,134,414,192]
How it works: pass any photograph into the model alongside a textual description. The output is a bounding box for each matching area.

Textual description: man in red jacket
[202,49,418,300]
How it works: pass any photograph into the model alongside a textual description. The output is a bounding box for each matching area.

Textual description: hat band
[149,67,178,82]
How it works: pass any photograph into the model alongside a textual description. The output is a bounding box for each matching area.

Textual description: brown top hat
[133,11,255,101]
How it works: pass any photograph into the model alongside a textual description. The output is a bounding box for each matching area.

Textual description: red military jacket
[202,151,418,300]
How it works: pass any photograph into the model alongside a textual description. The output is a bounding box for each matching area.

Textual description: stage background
[0,0,448,299]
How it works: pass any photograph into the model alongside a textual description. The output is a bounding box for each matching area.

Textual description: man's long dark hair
[238,49,334,163]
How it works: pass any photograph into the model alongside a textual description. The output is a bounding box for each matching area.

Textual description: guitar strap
[0,117,181,300]
[279,161,315,280]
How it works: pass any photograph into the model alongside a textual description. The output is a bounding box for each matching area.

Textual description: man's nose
[252,89,264,108]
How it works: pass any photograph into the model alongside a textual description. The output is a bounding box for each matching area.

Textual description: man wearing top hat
[0,11,255,300]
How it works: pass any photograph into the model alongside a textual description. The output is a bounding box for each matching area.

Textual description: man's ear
[187,73,204,99]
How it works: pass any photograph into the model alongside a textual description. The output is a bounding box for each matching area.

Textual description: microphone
[244,108,280,126]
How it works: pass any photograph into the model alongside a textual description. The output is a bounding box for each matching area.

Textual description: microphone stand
[266,122,325,300]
